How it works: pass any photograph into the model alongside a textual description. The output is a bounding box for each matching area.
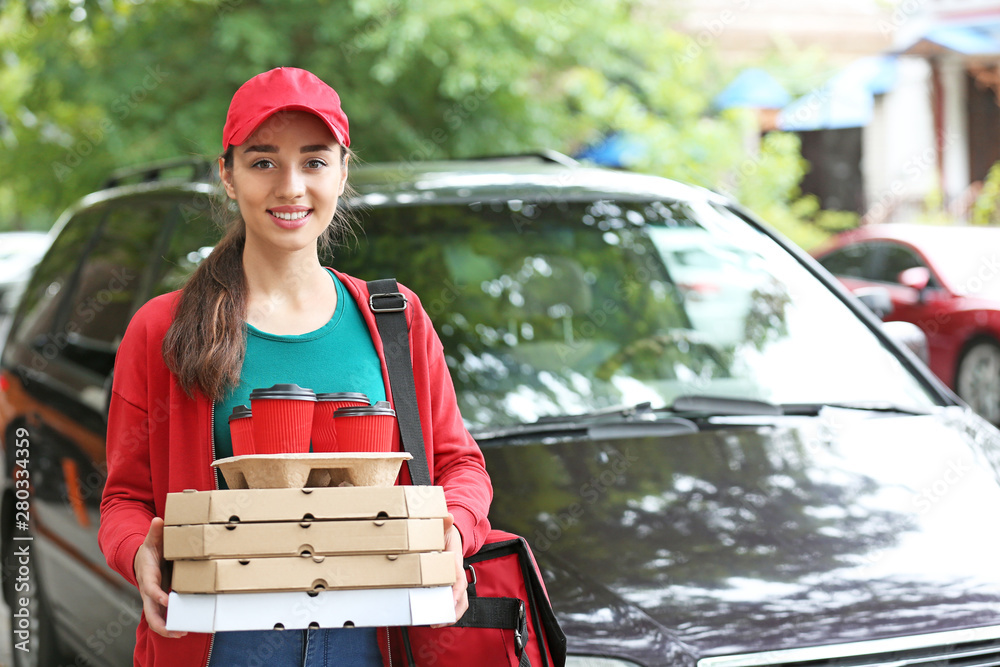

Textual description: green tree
[972,160,1000,226]
[2,0,816,245]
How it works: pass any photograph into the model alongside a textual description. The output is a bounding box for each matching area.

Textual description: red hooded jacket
[99,272,493,666]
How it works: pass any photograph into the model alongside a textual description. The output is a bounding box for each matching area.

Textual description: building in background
[669,0,894,65]
[893,0,1000,221]
[668,0,1000,225]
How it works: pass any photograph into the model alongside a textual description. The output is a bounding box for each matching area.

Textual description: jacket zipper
[210,402,219,490]
[386,629,392,667]
[204,635,215,667]
[204,402,218,667]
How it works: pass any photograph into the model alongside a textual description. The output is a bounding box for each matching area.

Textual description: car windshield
[335,196,938,429]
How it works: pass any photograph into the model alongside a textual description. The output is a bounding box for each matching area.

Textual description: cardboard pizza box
[171,551,456,594]
[165,586,456,632]
[164,486,448,526]
[164,518,445,560]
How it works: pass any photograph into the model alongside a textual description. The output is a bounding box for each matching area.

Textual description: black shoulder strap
[366,278,432,486]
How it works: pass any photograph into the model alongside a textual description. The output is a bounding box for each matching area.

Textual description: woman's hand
[433,513,468,627]
[134,517,186,639]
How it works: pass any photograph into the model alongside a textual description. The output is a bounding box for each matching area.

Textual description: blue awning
[900,22,1000,56]
[577,56,899,164]
[714,68,791,110]
[777,55,898,131]
[574,133,646,169]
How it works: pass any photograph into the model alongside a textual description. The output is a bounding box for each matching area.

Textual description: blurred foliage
[748,33,842,99]
[972,161,1000,227]
[913,186,961,225]
[1,0,825,248]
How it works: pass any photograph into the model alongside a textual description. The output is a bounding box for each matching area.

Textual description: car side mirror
[854,286,893,320]
[898,266,931,303]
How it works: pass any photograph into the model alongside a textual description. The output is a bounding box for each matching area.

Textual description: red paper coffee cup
[334,403,396,453]
[312,392,370,453]
[228,405,255,457]
[249,384,317,454]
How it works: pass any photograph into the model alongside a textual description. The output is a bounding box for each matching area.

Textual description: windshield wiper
[668,394,784,416]
[667,395,930,418]
[475,396,783,443]
[781,401,932,416]
[474,402,699,444]
[534,401,659,423]
[472,396,931,445]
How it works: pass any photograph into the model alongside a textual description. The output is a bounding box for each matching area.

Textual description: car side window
[8,199,174,415]
[817,243,870,279]
[150,193,219,297]
[55,202,172,378]
[7,209,108,377]
[872,242,937,287]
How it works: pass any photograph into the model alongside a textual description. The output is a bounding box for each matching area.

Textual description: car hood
[480,407,1000,662]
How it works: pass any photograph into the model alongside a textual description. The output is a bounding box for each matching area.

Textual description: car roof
[347,158,722,206]
[831,223,1000,246]
[94,154,728,209]
[815,223,1000,260]
[813,223,1000,292]
[49,155,739,252]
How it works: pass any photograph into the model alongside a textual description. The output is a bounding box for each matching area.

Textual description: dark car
[5,155,1000,667]
[813,223,1000,424]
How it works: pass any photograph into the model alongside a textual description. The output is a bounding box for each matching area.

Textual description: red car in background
[813,223,1000,424]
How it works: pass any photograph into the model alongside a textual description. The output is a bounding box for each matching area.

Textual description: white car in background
[0,231,51,315]
[652,226,774,345]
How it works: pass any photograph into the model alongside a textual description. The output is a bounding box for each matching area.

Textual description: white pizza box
[165,586,455,632]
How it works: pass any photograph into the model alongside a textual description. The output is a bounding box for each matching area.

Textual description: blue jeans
[208,627,382,666]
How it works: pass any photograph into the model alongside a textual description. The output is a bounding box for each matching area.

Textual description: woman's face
[220,110,348,256]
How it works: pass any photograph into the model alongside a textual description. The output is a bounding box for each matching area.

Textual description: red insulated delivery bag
[395,529,566,667]
[368,280,567,667]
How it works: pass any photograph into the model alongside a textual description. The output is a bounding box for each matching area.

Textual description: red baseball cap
[223,67,350,150]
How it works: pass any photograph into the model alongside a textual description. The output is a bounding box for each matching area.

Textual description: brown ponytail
[163,145,359,400]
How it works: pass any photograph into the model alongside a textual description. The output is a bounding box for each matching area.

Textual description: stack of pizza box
[163,454,456,633]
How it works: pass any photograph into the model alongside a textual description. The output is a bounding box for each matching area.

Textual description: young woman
[99,67,493,667]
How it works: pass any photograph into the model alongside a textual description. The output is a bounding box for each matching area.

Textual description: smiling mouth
[269,209,311,221]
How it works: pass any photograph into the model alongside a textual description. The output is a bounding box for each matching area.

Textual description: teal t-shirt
[213,270,387,465]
